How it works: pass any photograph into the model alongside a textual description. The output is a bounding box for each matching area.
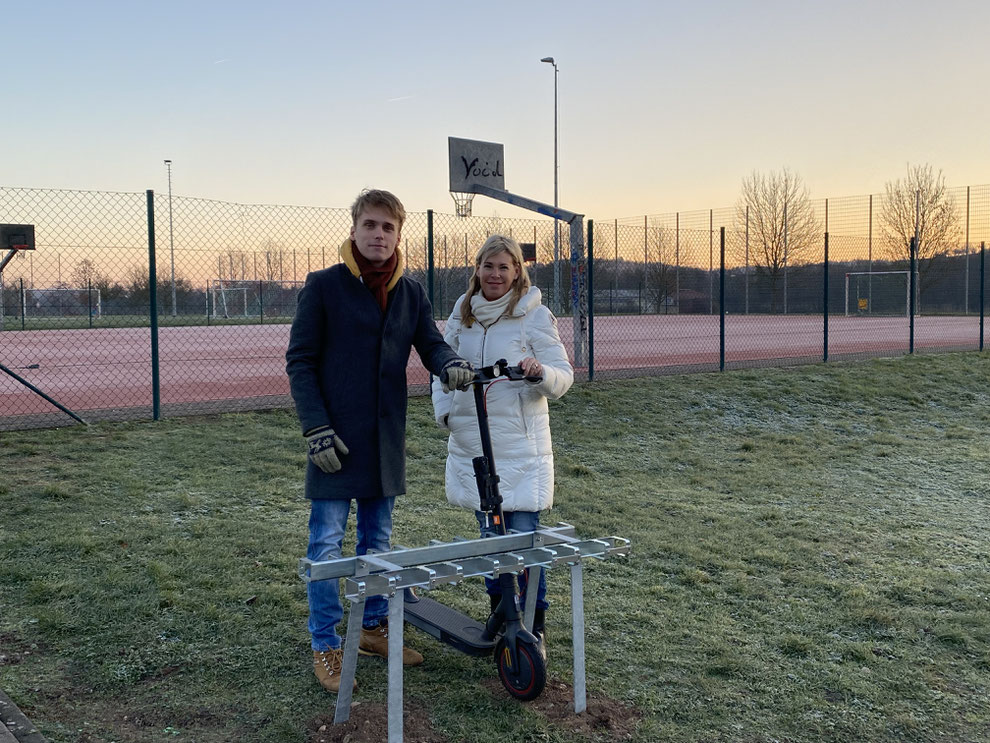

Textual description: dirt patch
[305,679,642,743]
[0,632,42,668]
[483,677,642,740]
[307,700,449,743]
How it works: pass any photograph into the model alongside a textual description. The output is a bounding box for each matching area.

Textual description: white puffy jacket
[431,286,574,512]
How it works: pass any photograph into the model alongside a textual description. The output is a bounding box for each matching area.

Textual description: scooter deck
[403,593,496,657]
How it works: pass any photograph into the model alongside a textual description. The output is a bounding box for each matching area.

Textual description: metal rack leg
[523,566,541,630]
[570,563,587,714]
[387,592,405,743]
[334,597,365,724]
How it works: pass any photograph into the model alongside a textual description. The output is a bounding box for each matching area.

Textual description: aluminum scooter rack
[299,522,630,743]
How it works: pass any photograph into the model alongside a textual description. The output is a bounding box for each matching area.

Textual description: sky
[5,0,990,221]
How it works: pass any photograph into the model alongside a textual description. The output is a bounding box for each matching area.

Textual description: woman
[432,234,573,645]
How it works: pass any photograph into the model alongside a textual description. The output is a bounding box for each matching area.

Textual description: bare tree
[70,259,109,291]
[645,223,677,313]
[258,241,285,283]
[735,169,821,313]
[482,212,509,239]
[879,164,960,296]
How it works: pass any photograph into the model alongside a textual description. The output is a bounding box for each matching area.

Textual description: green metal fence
[1,185,987,430]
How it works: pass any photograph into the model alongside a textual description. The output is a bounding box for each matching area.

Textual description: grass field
[1,352,989,742]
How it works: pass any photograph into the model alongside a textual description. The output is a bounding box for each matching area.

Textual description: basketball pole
[0,362,88,425]
[470,184,587,367]
[165,159,177,317]
[447,136,588,367]
[540,56,560,314]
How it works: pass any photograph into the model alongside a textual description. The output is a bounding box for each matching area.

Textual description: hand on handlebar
[440,359,474,393]
[519,357,543,380]
[470,359,543,384]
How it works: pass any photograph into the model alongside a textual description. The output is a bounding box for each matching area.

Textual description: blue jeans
[475,510,549,610]
[307,497,395,651]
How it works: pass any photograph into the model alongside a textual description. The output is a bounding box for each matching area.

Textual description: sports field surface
[2,314,986,426]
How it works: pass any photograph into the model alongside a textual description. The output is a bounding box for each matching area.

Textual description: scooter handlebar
[471,358,542,385]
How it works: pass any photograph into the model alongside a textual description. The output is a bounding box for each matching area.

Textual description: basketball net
[450,192,475,218]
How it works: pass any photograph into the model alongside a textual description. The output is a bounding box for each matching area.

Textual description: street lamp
[540,56,560,313]
[164,159,176,317]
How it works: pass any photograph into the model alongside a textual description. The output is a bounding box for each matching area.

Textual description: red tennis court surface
[2,314,986,429]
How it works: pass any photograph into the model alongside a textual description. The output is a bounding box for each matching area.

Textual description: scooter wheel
[494,637,546,701]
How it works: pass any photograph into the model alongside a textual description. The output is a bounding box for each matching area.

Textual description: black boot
[482,594,502,641]
[533,608,547,661]
[533,608,546,643]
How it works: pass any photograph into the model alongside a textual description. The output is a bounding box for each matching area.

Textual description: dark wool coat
[286,261,460,500]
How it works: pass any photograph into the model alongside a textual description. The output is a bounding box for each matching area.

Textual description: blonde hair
[350,189,406,230]
[460,234,532,327]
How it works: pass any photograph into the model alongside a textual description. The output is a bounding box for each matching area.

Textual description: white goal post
[210,279,252,319]
[844,271,918,318]
[208,278,305,320]
[24,286,102,319]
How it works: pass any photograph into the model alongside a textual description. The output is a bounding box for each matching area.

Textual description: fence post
[784,200,787,315]
[719,227,725,372]
[980,241,985,352]
[20,277,25,330]
[744,206,749,314]
[259,280,265,325]
[965,186,970,315]
[909,236,916,354]
[613,219,618,315]
[709,210,714,314]
[675,212,680,313]
[588,220,594,381]
[823,232,829,362]
[427,210,435,316]
[88,278,93,329]
[147,190,161,421]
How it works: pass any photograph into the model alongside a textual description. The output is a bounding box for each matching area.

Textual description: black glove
[305,426,349,473]
[440,359,474,393]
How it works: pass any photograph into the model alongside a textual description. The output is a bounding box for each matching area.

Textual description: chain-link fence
[2,184,987,430]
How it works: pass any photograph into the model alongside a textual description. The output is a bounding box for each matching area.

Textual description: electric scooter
[403,358,547,701]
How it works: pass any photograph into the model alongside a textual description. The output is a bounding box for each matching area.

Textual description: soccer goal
[210,280,254,319]
[209,279,304,320]
[844,271,919,318]
[25,286,102,319]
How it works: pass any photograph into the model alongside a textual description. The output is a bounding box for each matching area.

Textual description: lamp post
[540,56,559,313]
[164,159,176,317]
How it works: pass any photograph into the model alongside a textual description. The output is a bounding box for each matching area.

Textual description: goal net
[844,271,918,318]
[209,279,304,320]
[24,286,102,318]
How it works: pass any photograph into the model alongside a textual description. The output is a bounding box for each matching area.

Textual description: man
[286,189,472,693]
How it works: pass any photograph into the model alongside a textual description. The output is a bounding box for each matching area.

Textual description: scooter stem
[473,379,507,535]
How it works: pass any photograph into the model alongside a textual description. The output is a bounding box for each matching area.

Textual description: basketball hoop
[450,192,475,218]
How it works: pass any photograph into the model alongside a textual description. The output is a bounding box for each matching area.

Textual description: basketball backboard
[448,137,505,193]
[1,224,36,251]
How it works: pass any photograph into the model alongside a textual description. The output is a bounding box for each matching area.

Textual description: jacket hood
[340,238,404,292]
[510,285,543,316]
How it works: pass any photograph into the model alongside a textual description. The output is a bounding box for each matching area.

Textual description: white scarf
[470,290,515,328]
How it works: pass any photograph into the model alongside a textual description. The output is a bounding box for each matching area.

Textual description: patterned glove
[440,360,474,393]
[305,426,350,473]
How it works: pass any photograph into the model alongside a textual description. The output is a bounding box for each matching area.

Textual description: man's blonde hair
[350,189,406,230]
[460,234,532,327]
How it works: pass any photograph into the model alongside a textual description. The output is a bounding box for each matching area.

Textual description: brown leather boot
[313,648,356,693]
[358,620,424,666]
